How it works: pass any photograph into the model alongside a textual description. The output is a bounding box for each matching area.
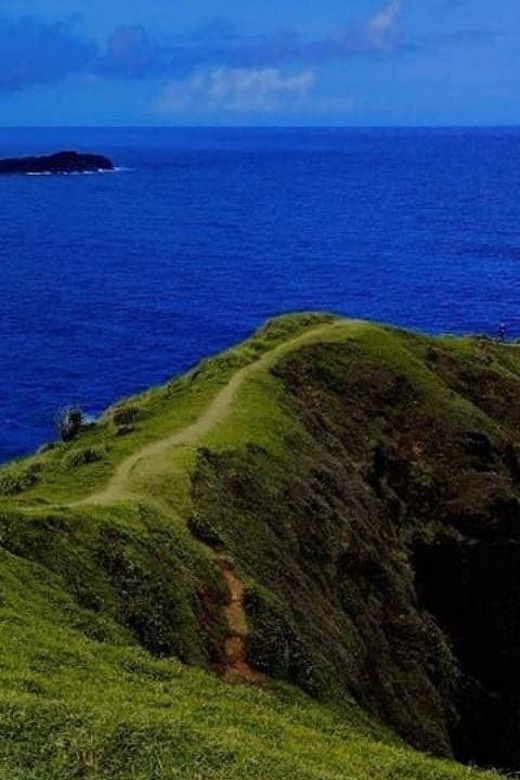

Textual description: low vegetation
[0,312,516,778]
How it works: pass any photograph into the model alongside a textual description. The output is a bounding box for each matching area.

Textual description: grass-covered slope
[0,313,517,778]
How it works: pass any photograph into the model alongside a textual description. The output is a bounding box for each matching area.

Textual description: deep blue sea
[2,126,520,462]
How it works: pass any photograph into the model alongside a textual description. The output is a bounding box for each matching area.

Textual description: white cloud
[368,0,403,51]
[151,67,316,116]
[370,0,403,33]
[329,0,404,57]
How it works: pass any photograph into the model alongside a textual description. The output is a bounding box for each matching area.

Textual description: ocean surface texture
[1,127,520,461]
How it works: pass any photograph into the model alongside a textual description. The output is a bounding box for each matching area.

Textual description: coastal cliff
[0,313,518,778]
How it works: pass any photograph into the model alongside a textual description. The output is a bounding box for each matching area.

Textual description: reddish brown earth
[219,557,265,685]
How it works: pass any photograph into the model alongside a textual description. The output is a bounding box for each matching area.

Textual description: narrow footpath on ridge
[68,319,362,684]
[72,320,357,508]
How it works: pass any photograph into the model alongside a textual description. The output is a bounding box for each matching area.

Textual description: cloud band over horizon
[0,1,508,126]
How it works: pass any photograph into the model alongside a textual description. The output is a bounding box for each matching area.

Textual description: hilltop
[0,313,518,778]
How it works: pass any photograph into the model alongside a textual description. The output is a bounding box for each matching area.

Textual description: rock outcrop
[0,150,114,175]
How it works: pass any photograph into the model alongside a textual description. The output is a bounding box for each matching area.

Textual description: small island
[0,150,115,175]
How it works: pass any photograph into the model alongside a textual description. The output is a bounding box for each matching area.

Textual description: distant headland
[0,150,115,175]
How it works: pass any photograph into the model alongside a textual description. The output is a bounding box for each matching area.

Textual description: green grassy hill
[1,313,518,778]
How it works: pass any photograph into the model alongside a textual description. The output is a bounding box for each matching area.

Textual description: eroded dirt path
[219,556,265,685]
[64,320,364,685]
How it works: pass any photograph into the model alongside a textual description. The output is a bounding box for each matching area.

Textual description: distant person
[497,322,507,343]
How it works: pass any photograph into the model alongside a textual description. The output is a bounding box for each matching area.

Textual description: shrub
[111,406,142,426]
[115,425,135,437]
[0,464,40,496]
[55,407,84,443]
[62,446,105,470]
[187,514,225,549]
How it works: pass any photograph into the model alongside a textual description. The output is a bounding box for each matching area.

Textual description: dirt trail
[72,320,353,508]
[219,556,265,685]
[65,320,362,683]
[28,320,367,687]
[72,359,250,507]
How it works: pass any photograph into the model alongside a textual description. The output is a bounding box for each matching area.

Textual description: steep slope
[0,313,518,776]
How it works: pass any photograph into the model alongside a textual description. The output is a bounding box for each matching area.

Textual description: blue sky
[0,0,516,126]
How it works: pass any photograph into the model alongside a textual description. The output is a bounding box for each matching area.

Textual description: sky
[0,0,517,126]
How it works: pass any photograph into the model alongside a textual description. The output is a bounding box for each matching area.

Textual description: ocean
[2,126,520,462]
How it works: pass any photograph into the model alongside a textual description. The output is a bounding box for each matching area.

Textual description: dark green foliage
[110,406,143,426]
[0,314,517,777]
[62,446,105,470]
[0,464,40,496]
[56,407,83,443]
[0,509,226,668]
[187,513,225,550]
[191,330,520,765]
[245,585,327,697]
[115,424,135,437]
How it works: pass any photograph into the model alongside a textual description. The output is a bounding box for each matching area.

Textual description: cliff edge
[0,313,516,778]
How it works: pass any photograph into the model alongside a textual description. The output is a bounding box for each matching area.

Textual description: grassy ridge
[0,550,497,779]
[0,314,336,506]
[0,313,512,777]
